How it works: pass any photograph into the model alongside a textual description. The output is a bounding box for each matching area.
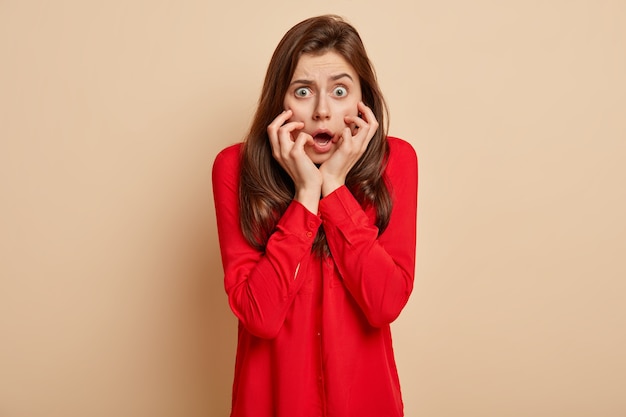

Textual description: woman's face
[283,50,362,165]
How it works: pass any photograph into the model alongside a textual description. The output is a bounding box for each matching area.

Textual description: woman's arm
[212,145,321,339]
[319,138,418,327]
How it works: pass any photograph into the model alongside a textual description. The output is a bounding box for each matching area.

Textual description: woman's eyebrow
[290,78,314,86]
[289,73,354,86]
[330,73,353,81]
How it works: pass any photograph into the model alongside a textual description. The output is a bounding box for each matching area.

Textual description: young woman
[212,15,418,417]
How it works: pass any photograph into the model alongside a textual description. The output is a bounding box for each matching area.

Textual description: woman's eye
[295,87,310,97]
[333,86,348,97]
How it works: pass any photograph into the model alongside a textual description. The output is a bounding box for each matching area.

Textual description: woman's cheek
[284,102,306,122]
[347,100,360,118]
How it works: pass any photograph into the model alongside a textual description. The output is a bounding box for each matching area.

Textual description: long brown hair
[239,14,392,255]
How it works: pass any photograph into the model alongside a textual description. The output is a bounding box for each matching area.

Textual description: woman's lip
[311,128,333,138]
[308,129,334,153]
[312,137,333,153]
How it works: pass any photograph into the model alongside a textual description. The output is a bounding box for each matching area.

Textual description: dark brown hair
[239,14,392,255]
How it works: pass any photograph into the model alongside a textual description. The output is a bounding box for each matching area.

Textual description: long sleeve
[319,137,418,327]
[212,144,322,338]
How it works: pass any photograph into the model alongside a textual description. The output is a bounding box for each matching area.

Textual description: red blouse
[212,137,418,417]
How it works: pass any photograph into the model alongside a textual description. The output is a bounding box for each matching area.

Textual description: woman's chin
[306,148,335,166]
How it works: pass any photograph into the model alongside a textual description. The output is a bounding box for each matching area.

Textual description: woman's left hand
[319,101,379,197]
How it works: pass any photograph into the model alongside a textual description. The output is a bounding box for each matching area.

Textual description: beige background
[1,1,625,416]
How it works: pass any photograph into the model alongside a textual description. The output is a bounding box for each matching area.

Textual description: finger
[267,109,293,134]
[274,123,304,162]
[357,101,378,126]
[343,116,371,151]
[344,114,368,134]
[270,117,302,155]
[277,121,305,143]
[269,111,298,143]
[268,110,293,156]
[346,102,376,130]
[293,131,313,152]
[340,126,352,145]
[356,101,379,141]
[330,127,352,155]
[342,120,372,157]
[276,122,304,160]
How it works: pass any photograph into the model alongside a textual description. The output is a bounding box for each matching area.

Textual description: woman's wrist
[321,181,342,197]
[295,186,321,214]
[321,174,345,198]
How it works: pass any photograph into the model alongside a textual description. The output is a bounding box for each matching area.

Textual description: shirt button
[306,231,313,238]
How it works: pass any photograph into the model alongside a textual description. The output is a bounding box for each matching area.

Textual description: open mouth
[309,129,336,153]
[313,132,333,145]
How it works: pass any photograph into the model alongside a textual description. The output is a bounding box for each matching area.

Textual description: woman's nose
[313,96,330,120]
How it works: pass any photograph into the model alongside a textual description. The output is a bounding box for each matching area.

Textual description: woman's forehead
[292,51,357,79]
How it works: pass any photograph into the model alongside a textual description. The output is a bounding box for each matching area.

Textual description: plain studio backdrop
[1,1,624,416]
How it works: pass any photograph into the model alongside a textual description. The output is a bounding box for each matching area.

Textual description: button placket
[305,220,318,239]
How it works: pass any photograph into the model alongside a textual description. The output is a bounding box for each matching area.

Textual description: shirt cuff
[319,185,364,222]
[276,199,323,243]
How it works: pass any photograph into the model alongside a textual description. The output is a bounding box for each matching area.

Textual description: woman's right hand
[267,110,322,213]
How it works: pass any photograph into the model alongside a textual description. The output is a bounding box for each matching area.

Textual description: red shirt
[212,137,418,417]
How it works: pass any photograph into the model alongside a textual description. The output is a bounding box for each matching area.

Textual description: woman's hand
[267,109,322,213]
[319,102,379,197]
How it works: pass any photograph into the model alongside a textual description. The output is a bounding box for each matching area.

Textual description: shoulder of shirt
[213,142,243,169]
[387,136,417,164]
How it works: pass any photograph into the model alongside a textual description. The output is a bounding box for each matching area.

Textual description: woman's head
[240,15,392,253]
[254,14,388,153]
